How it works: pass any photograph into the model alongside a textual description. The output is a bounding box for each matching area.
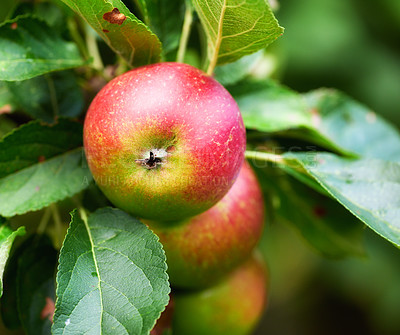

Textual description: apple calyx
[84,62,246,221]
[135,144,178,170]
[135,149,167,169]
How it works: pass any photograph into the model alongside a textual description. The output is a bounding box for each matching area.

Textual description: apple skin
[172,254,268,335]
[150,161,264,289]
[84,62,246,221]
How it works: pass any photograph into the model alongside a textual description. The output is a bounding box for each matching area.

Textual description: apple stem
[86,22,104,71]
[177,2,194,64]
[51,204,64,250]
[67,17,90,62]
[45,75,59,117]
[37,206,53,235]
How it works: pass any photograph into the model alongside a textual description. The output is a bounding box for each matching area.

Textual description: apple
[84,62,246,221]
[172,254,268,335]
[150,161,265,288]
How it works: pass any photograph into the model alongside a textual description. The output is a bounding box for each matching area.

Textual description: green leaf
[0,120,92,217]
[283,152,400,248]
[214,51,263,86]
[4,71,84,122]
[254,165,365,258]
[233,81,400,159]
[52,208,170,335]
[0,16,84,81]
[12,2,70,35]
[0,223,25,297]
[0,243,21,329]
[16,235,57,335]
[61,0,161,67]
[0,149,92,217]
[230,80,349,155]
[0,0,17,22]
[0,225,31,329]
[304,89,400,161]
[134,0,184,56]
[192,0,283,66]
[229,79,312,132]
[0,119,83,179]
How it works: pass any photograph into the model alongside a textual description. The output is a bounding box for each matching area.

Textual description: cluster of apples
[84,62,267,335]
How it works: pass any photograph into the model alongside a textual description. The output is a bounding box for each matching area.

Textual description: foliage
[52,208,169,335]
[0,0,399,334]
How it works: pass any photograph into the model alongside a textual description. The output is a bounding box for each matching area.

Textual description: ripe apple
[172,254,268,335]
[84,62,246,221]
[150,161,265,288]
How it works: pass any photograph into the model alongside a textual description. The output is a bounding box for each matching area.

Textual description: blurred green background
[1,1,400,334]
[255,0,400,334]
[271,0,400,125]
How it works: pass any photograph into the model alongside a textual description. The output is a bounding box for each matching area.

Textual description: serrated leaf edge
[0,225,26,297]
[62,0,162,67]
[53,208,170,334]
[287,153,400,247]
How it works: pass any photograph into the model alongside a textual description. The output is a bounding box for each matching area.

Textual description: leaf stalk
[177,2,194,63]
[245,150,283,164]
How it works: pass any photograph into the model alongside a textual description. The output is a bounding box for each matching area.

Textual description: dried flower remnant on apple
[135,150,164,169]
[135,146,178,169]
[84,62,246,221]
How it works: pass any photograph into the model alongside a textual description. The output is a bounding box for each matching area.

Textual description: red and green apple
[84,62,246,221]
[172,253,268,335]
[150,161,265,288]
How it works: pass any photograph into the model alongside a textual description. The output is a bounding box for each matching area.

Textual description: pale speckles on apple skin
[151,162,264,288]
[84,62,246,221]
